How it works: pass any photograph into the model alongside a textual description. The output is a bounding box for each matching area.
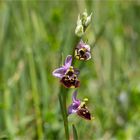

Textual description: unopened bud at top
[75,10,92,37]
[81,10,88,25]
[84,13,92,27]
[81,10,92,28]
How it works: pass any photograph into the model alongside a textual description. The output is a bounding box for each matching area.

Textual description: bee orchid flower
[52,55,80,88]
[75,40,91,61]
[68,91,92,120]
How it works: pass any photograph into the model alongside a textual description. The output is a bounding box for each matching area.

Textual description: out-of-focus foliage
[0,0,140,140]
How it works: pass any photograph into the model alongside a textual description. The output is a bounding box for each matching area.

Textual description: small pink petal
[52,67,66,78]
[68,104,77,114]
[64,55,72,68]
[84,45,90,52]
[72,91,81,105]
[85,52,91,60]
[77,40,84,49]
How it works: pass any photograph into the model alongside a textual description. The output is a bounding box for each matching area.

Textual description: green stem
[72,124,78,140]
[59,87,69,140]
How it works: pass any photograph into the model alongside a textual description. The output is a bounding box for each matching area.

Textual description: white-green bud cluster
[75,10,92,37]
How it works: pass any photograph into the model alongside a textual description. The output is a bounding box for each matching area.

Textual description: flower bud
[77,15,82,25]
[84,13,92,27]
[81,10,88,25]
[75,24,84,37]
[75,10,92,36]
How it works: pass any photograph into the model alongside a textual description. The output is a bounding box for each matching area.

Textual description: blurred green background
[0,0,140,140]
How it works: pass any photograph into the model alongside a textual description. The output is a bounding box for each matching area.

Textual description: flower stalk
[58,87,69,140]
[53,10,93,140]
